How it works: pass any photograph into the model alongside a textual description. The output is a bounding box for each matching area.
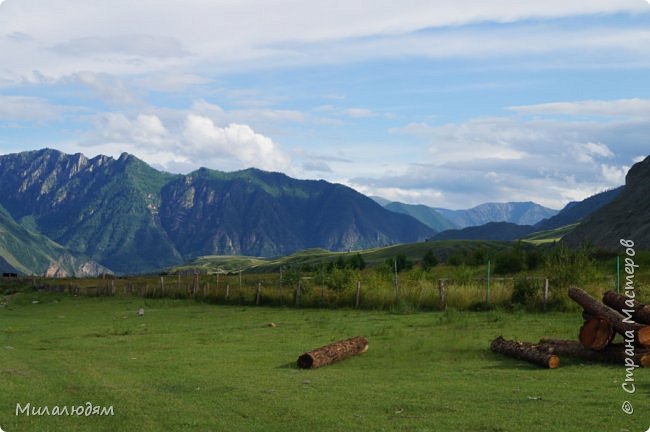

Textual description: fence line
[6,273,566,312]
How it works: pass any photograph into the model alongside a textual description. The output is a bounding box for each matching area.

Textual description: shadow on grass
[277,361,297,369]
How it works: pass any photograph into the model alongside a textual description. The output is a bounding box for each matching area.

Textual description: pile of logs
[491,287,650,368]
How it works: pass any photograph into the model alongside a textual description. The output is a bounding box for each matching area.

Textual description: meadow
[1,291,649,432]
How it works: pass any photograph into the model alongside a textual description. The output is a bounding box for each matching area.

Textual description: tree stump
[490,336,559,369]
[297,336,368,369]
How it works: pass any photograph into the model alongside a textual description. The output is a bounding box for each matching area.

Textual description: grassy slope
[521,224,579,245]
[0,204,71,275]
[1,293,647,432]
[175,240,515,274]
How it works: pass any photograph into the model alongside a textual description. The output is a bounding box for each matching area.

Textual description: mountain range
[375,199,557,231]
[0,149,433,275]
[1,148,646,276]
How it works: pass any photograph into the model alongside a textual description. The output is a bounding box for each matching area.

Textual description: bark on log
[579,316,614,350]
[297,336,368,369]
[602,291,650,325]
[490,336,560,369]
[568,287,650,347]
[540,338,650,367]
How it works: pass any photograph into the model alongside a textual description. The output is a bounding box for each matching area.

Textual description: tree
[421,249,438,270]
[348,253,366,270]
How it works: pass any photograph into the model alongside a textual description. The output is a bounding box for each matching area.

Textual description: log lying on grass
[540,338,650,367]
[297,336,369,369]
[568,287,650,347]
[579,316,614,350]
[603,291,650,325]
[490,336,560,369]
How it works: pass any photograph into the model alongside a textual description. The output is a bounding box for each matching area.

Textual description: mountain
[0,149,182,273]
[429,222,534,242]
[158,167,434,258]
[534,187,623,232]
[383,202,458,232]
[434,202,558,228]
[564,156,650,250]
[0,201,108,276]
[0,149,434,274]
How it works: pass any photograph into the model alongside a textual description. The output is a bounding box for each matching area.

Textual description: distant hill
[434,202,557,228]
[429,222,534,242]
[383,202,458,232]
[564,156,650,250]
[534,187,623,231]
[0,149,434,274]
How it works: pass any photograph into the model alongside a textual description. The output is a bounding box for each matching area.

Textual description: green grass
[175,240,515,274]
[1,292,648,431]
[521,224,579,245]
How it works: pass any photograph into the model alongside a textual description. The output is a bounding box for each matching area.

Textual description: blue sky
[1,0,649,209]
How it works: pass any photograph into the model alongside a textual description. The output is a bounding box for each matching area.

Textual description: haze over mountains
[378,199,557,231]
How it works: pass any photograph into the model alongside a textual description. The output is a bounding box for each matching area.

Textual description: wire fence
[0,272,574,312]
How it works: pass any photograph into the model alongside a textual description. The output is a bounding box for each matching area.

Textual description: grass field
[1,292,648,432]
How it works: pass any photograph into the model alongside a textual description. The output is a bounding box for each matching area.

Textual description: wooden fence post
[295,280,301,307]
[160,276,164,297]
[438,279,446,311]
[256,282,262,305]
[543,278,549,310]
[355,280,361,308]
[225,283,230,302]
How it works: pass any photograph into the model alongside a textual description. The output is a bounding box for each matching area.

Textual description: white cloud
[343,108,375,118]
[357,105,650,208]
[510,98,650,118]
[67,72,141,106]
[79,109,291,173]
[181,114,291,172]
[0,1,646,83]
[0,95,63,121]
[570,142,613,164]
[600,164,629,185]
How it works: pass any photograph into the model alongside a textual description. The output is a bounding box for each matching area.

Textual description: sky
[1,1,649,210]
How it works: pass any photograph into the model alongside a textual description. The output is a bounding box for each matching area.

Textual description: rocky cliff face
[0,149,434,274]
[564,156,650,250]
[44,254,113,278]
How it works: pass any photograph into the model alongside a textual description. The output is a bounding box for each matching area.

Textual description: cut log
[579,316,614,350]
[490,336,559,369]
[540,338,650,367]
[602,291,650,325]
[568,287,650,348]
[297,336,368,369]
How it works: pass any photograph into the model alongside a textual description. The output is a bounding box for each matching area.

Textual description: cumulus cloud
[181,114,291,171]
[79,109,292,173]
